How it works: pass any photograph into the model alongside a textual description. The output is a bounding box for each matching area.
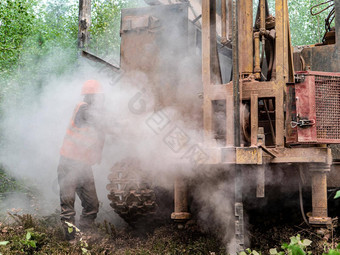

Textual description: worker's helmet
[81,80,103,95]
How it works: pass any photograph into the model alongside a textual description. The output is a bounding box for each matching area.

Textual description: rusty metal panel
[314,73,340,142]
[267,147,332,164]
[299,44,339,72]
[121,15,160,31]
[287,71,340,144]
[295,75,317,143]
[120,4,189,105]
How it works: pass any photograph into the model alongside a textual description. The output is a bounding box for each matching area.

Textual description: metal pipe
[251,93,259,146]
[233,0,244,251]
[254,32,261,78]
[233,3,240,148]
[228,0,232,40]
[259,0,266,80]
[238,0,253,76]
[260,0,266,31]
[221,0,227,43]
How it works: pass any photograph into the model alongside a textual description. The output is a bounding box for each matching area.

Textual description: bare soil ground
[0,212,226,254]
[0,210,339,255]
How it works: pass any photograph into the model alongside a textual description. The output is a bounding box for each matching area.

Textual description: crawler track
[106,158,157,224]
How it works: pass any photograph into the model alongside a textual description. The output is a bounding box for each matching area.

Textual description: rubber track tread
[106,158,157,224]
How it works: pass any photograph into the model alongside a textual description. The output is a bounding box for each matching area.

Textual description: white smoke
[0,2,240,251]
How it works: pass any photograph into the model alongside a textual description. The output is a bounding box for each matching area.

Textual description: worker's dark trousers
[57,156,99,232]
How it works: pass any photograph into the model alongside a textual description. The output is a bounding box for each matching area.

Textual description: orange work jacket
[60,102,105,165]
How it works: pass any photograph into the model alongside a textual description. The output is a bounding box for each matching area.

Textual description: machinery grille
[315,74,340,142]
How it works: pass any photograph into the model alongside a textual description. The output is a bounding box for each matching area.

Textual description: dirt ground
[0,209,339,255]
[0,211,226,255]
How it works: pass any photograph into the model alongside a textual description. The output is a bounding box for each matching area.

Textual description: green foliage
[1,0,332,100]
[18,228,46,254]
[0,0,37,74]
[325,250,340,255]
[0,0,80,106]
[323,244,340,255]
[65,221,80,234]
[90,0,140,58]
[288,0,332,46]
[0,0,142,105]
[20,230,37,249]
[240,248,261,255]
[80,237,90,255]
[264,234,312,255]
[254,0,335,46]
[334,190,340,199]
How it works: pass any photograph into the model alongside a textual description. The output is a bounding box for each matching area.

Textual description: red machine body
[287,71,340,144]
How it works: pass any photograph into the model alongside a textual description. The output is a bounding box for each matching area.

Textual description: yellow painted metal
[274,0,286,147]
[202,0,214,146]
[221,0,227,43]
[250,93,259,146]
[254,32,261,75]
[260,0,266,32]
[236,147,263,165]
[238,0,253,76]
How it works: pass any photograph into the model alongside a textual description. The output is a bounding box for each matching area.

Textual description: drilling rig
[81,0,340,252]
[195,0,340,251]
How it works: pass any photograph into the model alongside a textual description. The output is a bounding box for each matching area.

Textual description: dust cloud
[0,2,239,252]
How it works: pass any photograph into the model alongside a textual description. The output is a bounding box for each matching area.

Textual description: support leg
[171,177,191,224]
[309,164,332,225]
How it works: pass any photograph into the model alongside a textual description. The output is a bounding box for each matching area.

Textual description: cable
[298,167,309,226]
[299,180,310,226]
[310,0,334,16]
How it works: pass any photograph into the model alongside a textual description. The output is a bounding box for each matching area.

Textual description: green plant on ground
[323,244,340,255]
[19,228,46,254]
[240,234,313,255]
[65,221,90,255]
[20,230,37,250]
[240,248,261,255]
[268,234,312,255]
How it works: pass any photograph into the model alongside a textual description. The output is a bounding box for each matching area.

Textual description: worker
[57,80,106,241]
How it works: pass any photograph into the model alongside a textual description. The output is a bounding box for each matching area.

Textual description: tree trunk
[78,0,91,49]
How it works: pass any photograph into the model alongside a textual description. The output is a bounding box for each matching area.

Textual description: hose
[298,167,310,226]
[310,0,334,16]
[299,181,310,226]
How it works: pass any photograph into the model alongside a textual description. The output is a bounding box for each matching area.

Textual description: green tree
[0,0,37,76]
[90,0,141,59]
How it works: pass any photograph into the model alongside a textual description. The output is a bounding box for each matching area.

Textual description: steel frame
[198,0,334,241]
